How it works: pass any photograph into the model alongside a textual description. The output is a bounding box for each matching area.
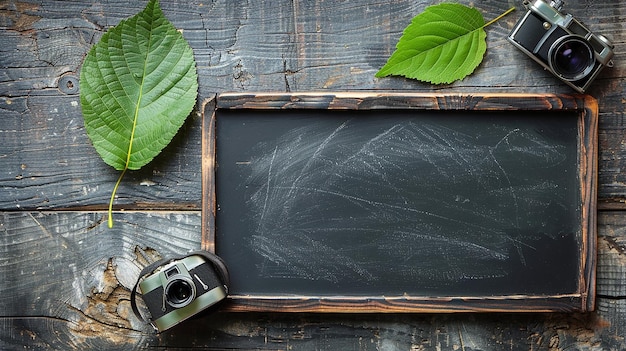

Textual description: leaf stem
[483,7,516,28]
[108,10,147,229]
[108,167,128,228]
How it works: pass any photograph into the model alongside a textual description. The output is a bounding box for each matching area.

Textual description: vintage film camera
[507,0,614,92]
[131,251,230,332]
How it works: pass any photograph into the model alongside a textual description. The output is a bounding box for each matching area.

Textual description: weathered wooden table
[1,0,624,349]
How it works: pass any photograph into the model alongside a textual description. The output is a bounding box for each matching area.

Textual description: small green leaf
[79,0,198,227]
[376,3,488,84]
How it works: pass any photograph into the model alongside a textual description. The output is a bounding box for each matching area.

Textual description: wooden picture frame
[201,93,597,313]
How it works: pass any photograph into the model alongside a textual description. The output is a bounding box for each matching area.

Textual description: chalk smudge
[234,117,574,288]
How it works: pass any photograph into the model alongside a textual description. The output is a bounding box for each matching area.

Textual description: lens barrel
[549,36,594,81]
[165,276,196,308]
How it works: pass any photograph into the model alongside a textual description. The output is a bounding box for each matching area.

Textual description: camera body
[507,0,613,92]
[138,254,227,332]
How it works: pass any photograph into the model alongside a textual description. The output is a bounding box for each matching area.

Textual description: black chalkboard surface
[201,93,597,312]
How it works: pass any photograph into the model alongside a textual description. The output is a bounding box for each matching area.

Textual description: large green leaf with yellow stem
[80,0,198,227]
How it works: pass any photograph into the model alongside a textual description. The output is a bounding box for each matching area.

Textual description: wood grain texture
[0,211,200,349]
[0,0,625,209]
[0,93,203,210]
[1,0,626,349]
[0,211,625,350]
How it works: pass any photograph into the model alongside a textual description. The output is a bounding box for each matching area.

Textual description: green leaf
[376,3,487,84]
[79,0,198,227]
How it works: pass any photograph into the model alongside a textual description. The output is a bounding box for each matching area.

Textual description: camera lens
[165,277,196,308]
[550,36,594,81]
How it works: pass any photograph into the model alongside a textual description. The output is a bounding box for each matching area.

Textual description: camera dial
[549,0,564,11]
[549,36,594,81]
[164,275,197,308]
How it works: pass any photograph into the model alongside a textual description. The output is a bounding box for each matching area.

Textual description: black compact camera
[508,0,614,92]
[131,251,229,332]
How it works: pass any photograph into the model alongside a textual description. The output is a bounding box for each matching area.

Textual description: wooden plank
[0,92,203,210]
[0,211,625,350]
[2,0,626,211]
[3,301,624,350]
[165,300,626,351]
[204,92,598,312]
[0,211,201,349]
[597,214,626,298]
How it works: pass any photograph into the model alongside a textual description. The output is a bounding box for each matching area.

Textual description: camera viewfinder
[165,267,179,278]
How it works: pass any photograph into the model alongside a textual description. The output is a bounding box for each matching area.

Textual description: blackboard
[201,93,597,313]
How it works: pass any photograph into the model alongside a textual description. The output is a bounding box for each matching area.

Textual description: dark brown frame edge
[201,92,598,313]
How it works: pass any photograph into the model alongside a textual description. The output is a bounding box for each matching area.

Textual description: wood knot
[58,74,79,95]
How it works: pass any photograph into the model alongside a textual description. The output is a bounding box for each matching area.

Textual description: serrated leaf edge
[375,5,516,84]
